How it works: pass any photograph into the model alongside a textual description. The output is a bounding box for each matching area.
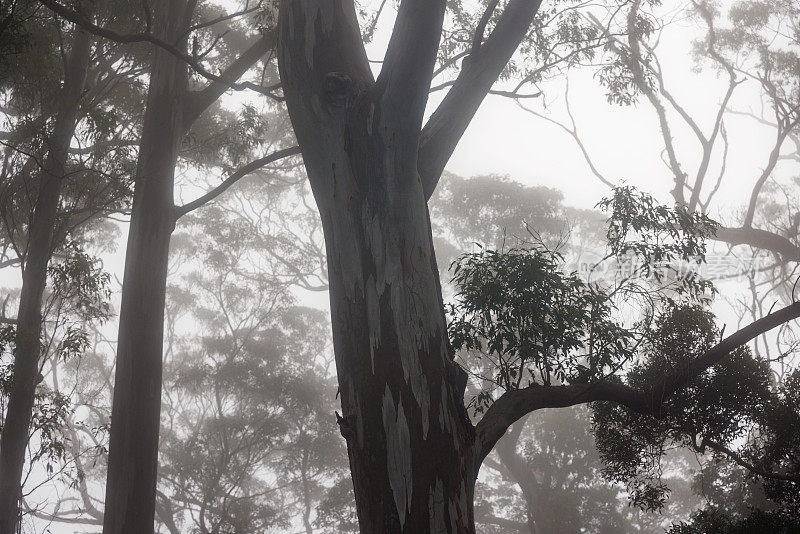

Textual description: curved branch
[174,146,300,218]
[702,438,800,483]
[743,122,798,228]
[474,381,646,474]
[715,226,800,262]
[473,301,800,476]
[517,81,615,189]
[39,0,280,103]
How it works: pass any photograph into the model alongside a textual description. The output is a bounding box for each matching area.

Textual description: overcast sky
[23,1,795,531]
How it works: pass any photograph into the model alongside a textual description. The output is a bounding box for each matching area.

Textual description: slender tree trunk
[495,424,540,534]
[278,3,476,531]
[0,26,91,534]
[101,2,190,532]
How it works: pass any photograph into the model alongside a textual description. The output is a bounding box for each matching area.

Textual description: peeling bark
[278,2,477,531]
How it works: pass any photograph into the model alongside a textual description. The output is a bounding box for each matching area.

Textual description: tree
[39,1,800,532]
[25,154,343,533]
[0,1,145,526]
[524,0,800,264]
[275,3,800,531]
[33,1,300,530]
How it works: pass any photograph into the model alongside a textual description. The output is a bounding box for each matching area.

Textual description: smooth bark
[101,2,191,531]
[100,3,288,530]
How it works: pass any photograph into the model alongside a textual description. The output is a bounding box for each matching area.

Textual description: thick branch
[183,30,276,127]
[473,301,800,474]
[658,301,800,400]
[474,381,646,473]
[0,257,20,269]
[715,226,800,262]
[377,0,445,127]
[419,0,543,199]
[174,146,300,218]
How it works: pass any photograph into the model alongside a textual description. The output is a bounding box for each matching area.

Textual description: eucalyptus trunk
[278,2,476,531]
[0,26,91,533]
[101,2,190,531]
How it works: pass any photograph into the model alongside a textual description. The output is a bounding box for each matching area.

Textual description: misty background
[1,0,798,532]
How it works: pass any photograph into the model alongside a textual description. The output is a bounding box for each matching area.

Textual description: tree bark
[0,25,91,534]
[101,2,191,532]
[100,2,285,530]
[278,2,477,532]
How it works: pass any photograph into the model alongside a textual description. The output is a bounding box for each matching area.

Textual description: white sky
[21,0,799,531]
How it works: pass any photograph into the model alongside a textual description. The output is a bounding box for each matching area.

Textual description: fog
[1,1,798,533]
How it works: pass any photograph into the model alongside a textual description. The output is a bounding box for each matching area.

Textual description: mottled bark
[278,2,479,531]
[0,26,91,533]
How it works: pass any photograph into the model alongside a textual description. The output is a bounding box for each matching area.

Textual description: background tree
[0,1,147,526]
[28,1,800,532]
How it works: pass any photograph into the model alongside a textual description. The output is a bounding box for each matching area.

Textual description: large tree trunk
[101,2,190,532]
[0,26,91,534]
[278,2,476,532]
[319,160,476,533]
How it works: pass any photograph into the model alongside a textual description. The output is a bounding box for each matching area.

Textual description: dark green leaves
[597,185,719,302]
[448,244,633,413]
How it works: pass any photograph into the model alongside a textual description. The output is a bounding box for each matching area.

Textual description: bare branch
[39,0,280,103]
[185,1,262,36]
[183,30,277,126]
[743,120,799,228]
[517,81,615,188]
[419,0,544,200]
[469,0,501,57]
[714,226,800,263]
[174,146,300,218]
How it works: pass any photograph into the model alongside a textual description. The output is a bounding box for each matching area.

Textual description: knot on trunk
[335,410,356,441]
[324,72,352,107]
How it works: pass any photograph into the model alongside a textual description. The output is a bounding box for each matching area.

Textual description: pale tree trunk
[100,2,281,531]
[0,26,91,534]
[101,1,190,531]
